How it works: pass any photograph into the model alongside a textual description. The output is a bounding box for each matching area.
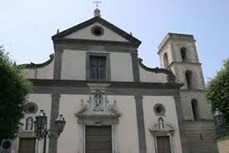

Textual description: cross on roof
[93,0,102,8]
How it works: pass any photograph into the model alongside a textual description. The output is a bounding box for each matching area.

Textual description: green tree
[206,59,229,127]
[0,47,31,140]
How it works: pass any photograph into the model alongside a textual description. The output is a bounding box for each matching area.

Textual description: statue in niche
[25,117,34,130]
[158,117,164,129]
[94,91,103,111]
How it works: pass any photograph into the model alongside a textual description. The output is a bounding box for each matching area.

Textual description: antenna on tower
[93,0,102,8]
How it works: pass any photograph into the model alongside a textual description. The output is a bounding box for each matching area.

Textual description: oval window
[91,25,104,36]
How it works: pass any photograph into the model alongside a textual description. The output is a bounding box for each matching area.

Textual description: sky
[0,0,229,82]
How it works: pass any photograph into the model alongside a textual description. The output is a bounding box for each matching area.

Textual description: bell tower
[158,33,206,91]
[158,33,211,120]
[158,33,218,153]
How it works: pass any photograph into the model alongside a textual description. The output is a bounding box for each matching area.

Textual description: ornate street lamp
[55,115,66,136]
[34,110,66,153]
[213,109,224,127]
[213,108,228,138]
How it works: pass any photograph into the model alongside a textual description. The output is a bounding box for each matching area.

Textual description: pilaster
[48,94,61,153]
[134,94,147,153]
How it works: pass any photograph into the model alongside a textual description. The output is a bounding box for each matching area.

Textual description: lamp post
[213,108,229,138]
[213,109,229,153]
[34,110,66,153]
[213,109,224,127]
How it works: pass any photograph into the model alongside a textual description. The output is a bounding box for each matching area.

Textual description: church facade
[14,9,218,153]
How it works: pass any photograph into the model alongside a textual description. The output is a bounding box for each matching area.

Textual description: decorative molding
[19,54,54,69]
[30,79,182,89]
[53,40,138,54]
[149,118,176,153]
[18,131,36,138]
[87,83,110,92]
[30,79,183,96]
[158,33,195,54]
[167,61,202,67]
[149,119,175,136]
[139,59,176,83]
[75,84,121,124]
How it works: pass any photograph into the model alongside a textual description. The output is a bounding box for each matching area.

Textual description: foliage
[206,59,229,127]
[0,47,31,140]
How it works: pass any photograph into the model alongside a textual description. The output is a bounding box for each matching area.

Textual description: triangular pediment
[65,23,130,42]
[52,17,141,47]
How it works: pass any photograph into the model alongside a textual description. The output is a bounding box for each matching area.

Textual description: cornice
[53,38,139,48]
[166,61,202,69]
[158,33,195,54]
[29,79,183,89]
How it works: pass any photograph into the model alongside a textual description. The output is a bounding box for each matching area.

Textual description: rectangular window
[86,126,112,153]
[89,56,106,80]
[19,138,36,153]
[156,136,171,153]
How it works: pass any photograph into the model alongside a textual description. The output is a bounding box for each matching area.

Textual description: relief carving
[149,117,175,136]
[75,83,121,124]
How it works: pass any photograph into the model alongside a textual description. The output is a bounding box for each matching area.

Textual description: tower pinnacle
[93,0,101,17]
[94,8,101,17]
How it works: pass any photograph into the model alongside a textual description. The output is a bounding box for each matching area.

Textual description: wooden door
[19,138,36,153]
[86,126,112,153]
[157,136,171,153]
